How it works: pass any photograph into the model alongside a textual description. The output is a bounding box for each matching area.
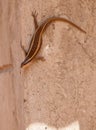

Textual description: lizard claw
[32,10,38,18]
[31,10,38,29]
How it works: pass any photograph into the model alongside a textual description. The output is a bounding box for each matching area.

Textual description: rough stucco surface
[0,0,23,130]
[21,0,96,130]
[0,0,96,130]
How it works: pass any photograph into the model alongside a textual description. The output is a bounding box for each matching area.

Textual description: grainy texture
[0,0,24,130]
[21,0,96,130]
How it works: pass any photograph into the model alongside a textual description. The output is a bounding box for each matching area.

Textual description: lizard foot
[32,10,38,18]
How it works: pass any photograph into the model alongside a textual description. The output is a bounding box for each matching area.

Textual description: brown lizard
[21,11,86,67]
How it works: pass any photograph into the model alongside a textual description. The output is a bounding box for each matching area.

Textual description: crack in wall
[0,64,13,73]
[77,41,95,64]
[73,34,96,65]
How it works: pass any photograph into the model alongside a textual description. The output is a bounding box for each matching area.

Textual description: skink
[21,11,86,67]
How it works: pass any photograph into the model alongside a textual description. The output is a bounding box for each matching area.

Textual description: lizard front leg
[32,10,38,29]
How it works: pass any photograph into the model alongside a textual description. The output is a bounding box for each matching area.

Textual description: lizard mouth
[21,62,24,68]
[21,58,31,68]
[21,60,27,68]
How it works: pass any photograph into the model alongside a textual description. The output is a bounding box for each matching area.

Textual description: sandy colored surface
[0,0,23,130]
[0,0,96,130]
[21,0,96,130]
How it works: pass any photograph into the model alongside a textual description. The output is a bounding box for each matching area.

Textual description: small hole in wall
[24,99,27,102]
[45,126,47,129]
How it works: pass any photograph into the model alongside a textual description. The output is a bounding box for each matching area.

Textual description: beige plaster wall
[0,0,96,130]
[21,0,96,130]
[0,0,23,130]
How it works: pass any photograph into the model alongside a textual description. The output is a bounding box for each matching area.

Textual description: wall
[0,0,24,130]
[21,0,96,130]
[0,0,96,130]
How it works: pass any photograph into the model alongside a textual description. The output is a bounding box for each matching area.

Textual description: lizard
[21,11,86,68]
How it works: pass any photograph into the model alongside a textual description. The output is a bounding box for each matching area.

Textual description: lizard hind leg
[32,10,38,29]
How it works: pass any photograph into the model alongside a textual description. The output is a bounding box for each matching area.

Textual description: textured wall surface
[21,0,96,130]
[0,0,96,130]
[0,0,23,130]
